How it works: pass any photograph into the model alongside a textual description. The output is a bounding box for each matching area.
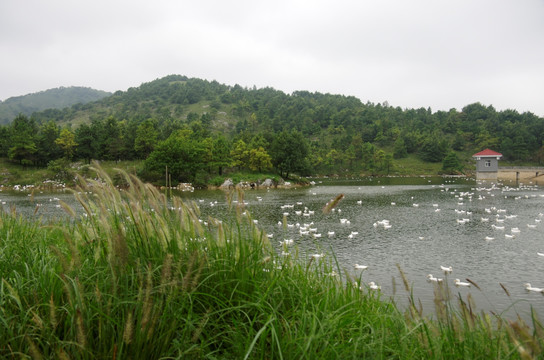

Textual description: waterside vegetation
[1,165,543,358]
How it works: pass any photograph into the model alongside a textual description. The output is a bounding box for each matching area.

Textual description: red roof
[472,149,503,157]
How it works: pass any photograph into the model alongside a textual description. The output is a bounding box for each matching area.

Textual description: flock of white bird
[6,177,541,297]
[2,176,542,299]
[199,179,543,296]
[257,179,544,294]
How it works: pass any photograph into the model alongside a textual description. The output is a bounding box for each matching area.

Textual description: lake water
[3,176,544,322]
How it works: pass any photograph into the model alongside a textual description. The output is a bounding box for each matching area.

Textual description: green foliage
[55,128,77,160]
[46,158,75,182]
[442,151,463,174]
[393,137,408,159]
[74,123,95,163]
[133,119,158,158]
[8,114,37,165]
[419,135,448,162]
[143,130,206,183]
[211,135,231,175]
[248,146,272,172]
[230,139,249,169]
[270,130,310,178]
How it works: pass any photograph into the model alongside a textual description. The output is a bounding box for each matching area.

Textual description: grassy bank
[0,165,543,358]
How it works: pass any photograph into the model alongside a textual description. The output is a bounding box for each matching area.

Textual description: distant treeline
[2,75,543,184]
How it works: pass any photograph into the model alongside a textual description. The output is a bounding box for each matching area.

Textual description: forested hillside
[0,86,111,124]
[1,75,543,186]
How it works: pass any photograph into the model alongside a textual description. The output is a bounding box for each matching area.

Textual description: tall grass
[0,164,542,359]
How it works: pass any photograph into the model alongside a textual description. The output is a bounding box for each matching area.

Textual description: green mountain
[5,74,544,182]
[0,86,111,124]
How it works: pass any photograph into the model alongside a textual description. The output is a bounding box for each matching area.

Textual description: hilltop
[0,86,111,124]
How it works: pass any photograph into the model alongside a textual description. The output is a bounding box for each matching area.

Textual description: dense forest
[0,86,111,125]
[1,75,543,186]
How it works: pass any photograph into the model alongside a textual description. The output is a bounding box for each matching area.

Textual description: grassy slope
[0,165,541,358]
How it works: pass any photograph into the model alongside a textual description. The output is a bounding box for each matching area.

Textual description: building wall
[475,158,499,172]
[476,171,498,180]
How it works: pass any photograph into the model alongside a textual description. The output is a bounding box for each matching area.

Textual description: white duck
[279,239,294,246]
[427,274,443,282]
[524,283,544,293]
[354,264,368,270]
[454,279,471,287]
[440,266,453,274]
[368,281,381,290]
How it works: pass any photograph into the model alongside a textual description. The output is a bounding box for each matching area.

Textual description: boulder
[261,178,275,188]
[219,178,234,189]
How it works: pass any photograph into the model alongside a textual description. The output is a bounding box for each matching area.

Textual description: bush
[46,158,75,183]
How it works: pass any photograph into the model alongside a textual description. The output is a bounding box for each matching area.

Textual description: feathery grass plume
[509,320,541,359]
[182,252,198,292]
[60,274,74,308]
[55,348,70,360]
[123,311,134,344]
[49,295,57,330]
[73,189,93,219]
[59,200,77,218]
[50,245,70,273]
[76,308,87,349]
[396,264,411,293]
[192,309,211,343]
[32,310,44,330]
[500,282,511,297]
[466,293,476,316]
[433,283,448,323]
[141,263,154,332]
[466,278,481,291]
[458,297,475,330]
[480,312,493,338]
[110,231,130,270]
[225,188,235,211]
[63,231,81,270]
[235,187,246,219]
[26,336,43,360]
[2,278,23,311]
[511,338,533,360]
[322,194,344,214]
[192,254,206,291]
[160,253,173,291]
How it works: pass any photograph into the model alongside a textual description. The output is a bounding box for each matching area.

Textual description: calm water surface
[3,176,544,321]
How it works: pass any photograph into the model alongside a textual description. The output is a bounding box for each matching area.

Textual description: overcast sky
[1,0,543,116]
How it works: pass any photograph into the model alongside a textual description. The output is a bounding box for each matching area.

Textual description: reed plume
[322,194,344,214]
